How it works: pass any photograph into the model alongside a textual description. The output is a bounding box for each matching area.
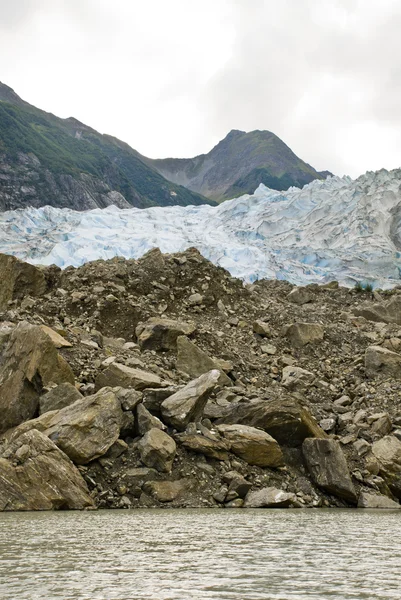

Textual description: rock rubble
[1,247,401,510]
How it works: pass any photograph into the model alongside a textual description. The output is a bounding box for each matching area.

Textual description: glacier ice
[1,168,401,288]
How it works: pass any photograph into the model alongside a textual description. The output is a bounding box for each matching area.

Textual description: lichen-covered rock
[0,322,75,434]
[176,336,232,386]
[302,438,357,504]
[161,370,220,430]
[216,424,284,467]
[0,429,94,511]
[136,318,196,351]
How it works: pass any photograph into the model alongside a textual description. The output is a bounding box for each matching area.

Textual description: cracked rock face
[0,322,75,434]
[0,429,94,511]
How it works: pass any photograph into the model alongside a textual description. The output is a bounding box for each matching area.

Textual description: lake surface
[0,509,400,599]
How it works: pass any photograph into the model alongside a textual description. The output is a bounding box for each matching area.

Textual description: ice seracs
[1,167,401,288]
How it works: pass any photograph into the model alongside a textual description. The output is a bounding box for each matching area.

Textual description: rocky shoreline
[1,248,401,511]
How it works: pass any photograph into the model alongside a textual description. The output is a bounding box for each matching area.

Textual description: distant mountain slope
[146,129,329,201]
[0,82,212,211]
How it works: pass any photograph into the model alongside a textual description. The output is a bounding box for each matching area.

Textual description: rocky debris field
[1,248,401,511]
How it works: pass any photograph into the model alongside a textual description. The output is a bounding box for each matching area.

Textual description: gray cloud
[201,0,401,175]
[0,0,400,178]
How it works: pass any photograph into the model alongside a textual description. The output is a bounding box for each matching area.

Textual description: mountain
[1,168,400,288]
[0,82,212,211]
[145,129,329,201]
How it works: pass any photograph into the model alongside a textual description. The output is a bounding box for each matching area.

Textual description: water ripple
[0,509,400,600]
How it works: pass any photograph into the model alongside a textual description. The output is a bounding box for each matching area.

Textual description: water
[0,509,400,600]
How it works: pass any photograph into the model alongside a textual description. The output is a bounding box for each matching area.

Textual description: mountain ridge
[145,128,329,201]
[0,82,212,211]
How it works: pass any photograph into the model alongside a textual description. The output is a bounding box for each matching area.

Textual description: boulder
[284,322,324,348]
[0,253,47,310]
[244,487,297,508]
[136,403,165,436]
[365,346,401,379]
[370,413,392,437]
[176,336,232,386]
[40,325,72,348]
[372,435,401,499]
[281,366,315,391]
[0,429,94,510]
[0,322,75,434]
[357,491,400,509]
[226,474,252,499]
[161,370,220,430]
[354,296,401,324]
[142,386,180,415]
[39,382,83,415]
[217,397,326,447]
[6,388,123,465]
[287,287,312,305]
[252,320,271,337]
[142,479,190,502]
[138,428,176,473]
[216,424,284,467]
[135,318,196,351]
[302,438,357,503]
[95,362,164,391]
[175,433,229,460]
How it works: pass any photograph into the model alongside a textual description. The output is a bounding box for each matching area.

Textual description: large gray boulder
[302,438,357,504]
[287,287,312,305]
[136,403,165,436]
[357,491,400,509]
[6,388,123,465]
[0,253,48,310]
[216,424,284,467]
[0,322,75,434]
[136,318,196,351]
[176,336,232,386]
[175,432,229,460]
[244,487,297,508]
[281,366,315,391]
[39,382,83,415]
[95,362,164,391]
[161,370,220,430]
[354,296,401,324]
[217,397,326,447]
[138,428,176,473]
[142,479,190,502]
[284,322,324,348]
[372,435,401,499]
[365,346,401,379]
[0,429,94,511]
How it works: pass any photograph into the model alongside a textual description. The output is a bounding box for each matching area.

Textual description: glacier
[1,168,401,288]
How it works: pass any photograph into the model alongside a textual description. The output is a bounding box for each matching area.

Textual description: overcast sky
[0,0,400,178]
